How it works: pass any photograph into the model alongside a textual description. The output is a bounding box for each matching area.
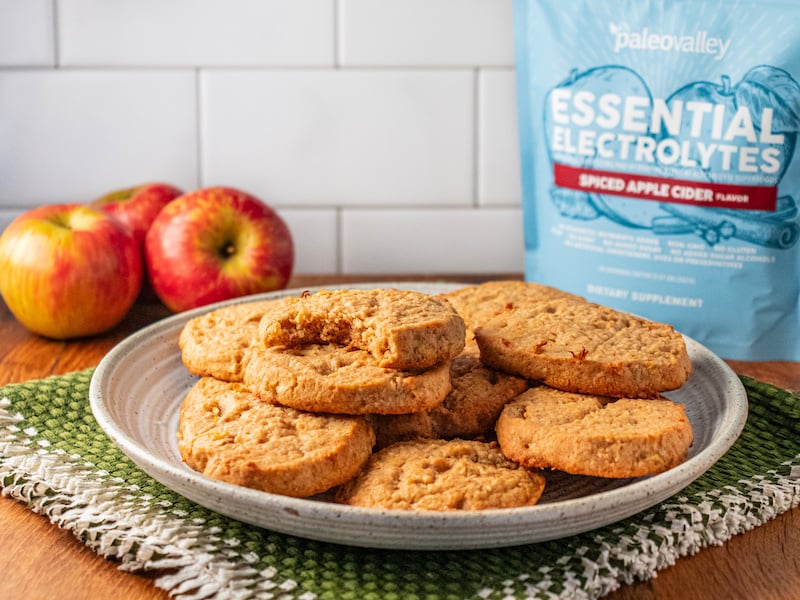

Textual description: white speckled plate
[89,282,748,550]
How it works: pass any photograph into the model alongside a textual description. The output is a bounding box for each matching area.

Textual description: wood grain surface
[0,274,797,600]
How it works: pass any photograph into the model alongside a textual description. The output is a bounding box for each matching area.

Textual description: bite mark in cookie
[257,288,466,370]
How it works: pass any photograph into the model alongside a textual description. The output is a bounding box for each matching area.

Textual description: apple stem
[48,213,72,231]
[568,68,579,84]
[721,75,731,94]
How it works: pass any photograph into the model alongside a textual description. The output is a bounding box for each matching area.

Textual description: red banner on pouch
[553,163,778,212]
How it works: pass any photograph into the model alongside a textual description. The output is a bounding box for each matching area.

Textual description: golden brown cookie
[475,298,692,398]
[179,300,276,382]
[495,386,693,478]
[440,279,583,335]
[178,377,375,497]
[242,343,452,415]
[369,349,528,447]
[336,438,545,511]
[257,288,466,370]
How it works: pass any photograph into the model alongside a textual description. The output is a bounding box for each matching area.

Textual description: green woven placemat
[1,370,798,599]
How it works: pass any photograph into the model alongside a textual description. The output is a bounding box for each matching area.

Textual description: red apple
[0,204,143,339]
[144,186,294,313]
[91,182,183,300]
[90,182,183,247]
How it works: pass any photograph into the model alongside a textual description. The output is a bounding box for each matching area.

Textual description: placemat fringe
[0,395,304,600]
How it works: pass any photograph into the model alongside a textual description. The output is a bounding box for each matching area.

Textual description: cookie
[495,386,693,478]
[257,288,466,370]
[242,343,452,415]
[336,438,546,511]
[474,298,692,398]
[178,377,375,497]
[440,280,583,336]
[179,300,276,382]
[369,349,528,447]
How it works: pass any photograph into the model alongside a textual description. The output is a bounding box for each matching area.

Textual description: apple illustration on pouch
[655,67,800,247]
[662,68,798,185]
[661,74,794,185]
[660,76,737,182]
[543,65,655,168]
[734,65,800,182]
[544,65,664,228]
[735,65,800,135]
[544,65,653,167]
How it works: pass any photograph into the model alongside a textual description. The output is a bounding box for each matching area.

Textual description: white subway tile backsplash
[341,208,524,274]
[478,69,522,206]
[58,0,335,67]
[279,208,338,274]
[339,0,514,67]
[202,69,474,207]
[0,0,54,66]
[1,2,527,275]
[0,71,198,205]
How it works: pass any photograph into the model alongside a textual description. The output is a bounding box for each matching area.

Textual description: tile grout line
[335,207,344,274]
[195,69,204,188]
[472,68,481,208]
[51,0,60,67]
[333,0,341,68]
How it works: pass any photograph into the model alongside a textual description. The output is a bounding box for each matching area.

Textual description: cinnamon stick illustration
[661,202,799,249]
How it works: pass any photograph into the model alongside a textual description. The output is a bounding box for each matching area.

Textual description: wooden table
[1,274,798,600]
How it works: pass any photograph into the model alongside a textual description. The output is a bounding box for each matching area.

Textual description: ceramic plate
[89,282,748,550]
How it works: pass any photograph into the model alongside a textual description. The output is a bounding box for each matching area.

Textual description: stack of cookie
[443,281,694,479]
[176,281,694,511]
[178,287,542,508]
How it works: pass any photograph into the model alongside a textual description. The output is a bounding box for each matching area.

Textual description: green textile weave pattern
[0,370,798,600]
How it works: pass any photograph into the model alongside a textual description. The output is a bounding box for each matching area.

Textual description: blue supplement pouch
[514,0,800,360]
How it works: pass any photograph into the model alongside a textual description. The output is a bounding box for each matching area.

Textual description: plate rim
[89,281,749,549]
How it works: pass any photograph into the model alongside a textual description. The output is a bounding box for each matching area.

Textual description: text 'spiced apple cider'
[514,0,800,360]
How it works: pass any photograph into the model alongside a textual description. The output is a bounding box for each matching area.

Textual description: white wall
[0,0,523,275]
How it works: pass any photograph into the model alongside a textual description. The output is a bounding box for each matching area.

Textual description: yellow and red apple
[0,204,143,339]
[144,186,294,313]
[90,182,183,248]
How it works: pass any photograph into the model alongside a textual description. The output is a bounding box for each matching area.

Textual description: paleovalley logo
[610,22,731,61]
